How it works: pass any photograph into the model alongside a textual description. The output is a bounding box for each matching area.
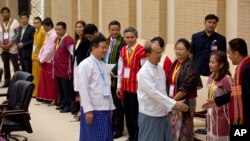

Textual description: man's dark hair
[56,21,67,30]
[109,20,121,28]
[205,14,219,22]
[34,16,42,22]
[20,12,30,19]
[144,42,152,54]
[90,37,106,51]
[42,17,54,28]
[229,38,248,57]
[151,36,165,49]
[84,24,98,35]
[1,7,10,14]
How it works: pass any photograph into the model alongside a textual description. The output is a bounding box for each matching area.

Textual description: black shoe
[113,132,122,139]
[56,104,65,110]
[60,106,71,113]
[195,128,207,134]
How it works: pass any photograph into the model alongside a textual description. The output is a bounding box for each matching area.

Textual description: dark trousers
[123,91,139,141]
[1,52,19,83]
[56,77,74,108]
[111,86,124,134]
[20,57,32,73]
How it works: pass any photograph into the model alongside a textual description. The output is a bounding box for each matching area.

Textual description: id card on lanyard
[92,58,111,97]
[169,62,181,97]
[3,19,11,40]
[3,32,9,40]
[103,84,111,97]
[124,67,130,78]
[124,46,136,79]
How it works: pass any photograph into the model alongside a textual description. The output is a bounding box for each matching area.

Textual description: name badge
[208,108,212,115]
[3,32,9,40]
[211,45,217,51]
[124,67,130,78]
[103,84,111,97]
[169,84,175,97]
[32,45,36,52]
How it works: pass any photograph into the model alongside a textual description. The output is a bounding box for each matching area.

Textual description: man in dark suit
[104,20,126,139]
[16,12,35,73]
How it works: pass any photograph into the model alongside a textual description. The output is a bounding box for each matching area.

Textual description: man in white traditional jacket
[78,37,115,141]
[137,40,189,141]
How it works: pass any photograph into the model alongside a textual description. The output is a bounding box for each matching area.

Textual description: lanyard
[56,36,66,49]
[92,58,105,82]
[171,62,181,83]
[3,18,11,31]
[209,80,215,99]
[126,46,136,65]
[104,39,115,63]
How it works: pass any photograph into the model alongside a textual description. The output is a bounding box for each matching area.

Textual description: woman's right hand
[202,99,216,110]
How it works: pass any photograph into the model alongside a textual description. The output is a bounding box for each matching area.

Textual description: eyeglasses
[174,48,186,51]
[151,51,163,55]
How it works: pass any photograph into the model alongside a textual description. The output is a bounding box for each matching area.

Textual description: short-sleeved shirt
[190,30,226,76]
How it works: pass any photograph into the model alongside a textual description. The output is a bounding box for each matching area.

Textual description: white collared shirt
[78,55,115,113]
[137,61,176,117]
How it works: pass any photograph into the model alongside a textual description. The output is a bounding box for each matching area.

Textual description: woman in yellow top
[32,17,46,97]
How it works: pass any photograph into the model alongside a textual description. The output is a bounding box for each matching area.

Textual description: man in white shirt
[78,37,115,141]
[0,7,20,87]
[137,41,189,141]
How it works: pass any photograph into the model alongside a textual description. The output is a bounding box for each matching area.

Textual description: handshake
[173,100,189,112]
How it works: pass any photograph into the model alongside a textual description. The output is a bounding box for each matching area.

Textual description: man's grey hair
[123,26,138,38]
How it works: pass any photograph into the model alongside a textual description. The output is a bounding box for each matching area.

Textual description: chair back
[0,80,35,135]
[7,80,35,111]
[6,71,34,99]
